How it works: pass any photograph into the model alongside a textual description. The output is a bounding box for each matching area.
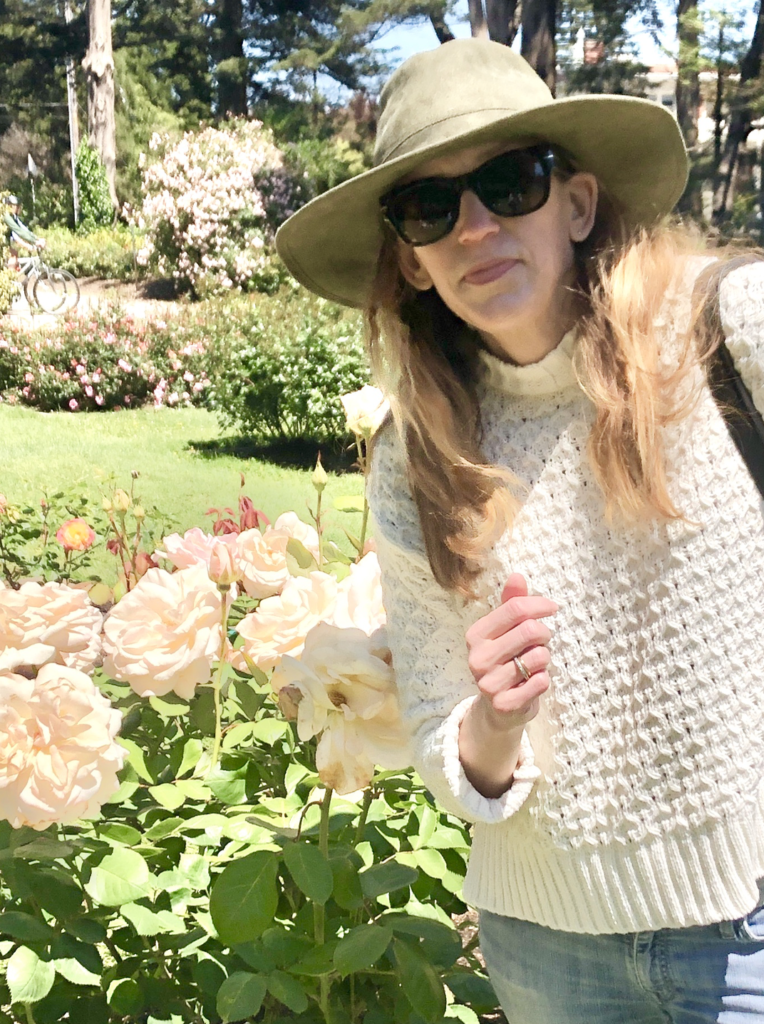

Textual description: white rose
[234,572,337,674]
[271,624,411,795]
[340,385,389,438]
[237,514,319,600]
[0,581,103,674]
[156,527,238,571]
[102,565,225,699]
[332,552,386,635]
[0,666,127,830]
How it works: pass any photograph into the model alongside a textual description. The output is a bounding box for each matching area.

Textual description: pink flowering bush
[133,120,302,297]
[0,307,219,412]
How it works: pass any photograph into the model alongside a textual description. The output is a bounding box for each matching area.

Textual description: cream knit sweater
[367,261,764,935]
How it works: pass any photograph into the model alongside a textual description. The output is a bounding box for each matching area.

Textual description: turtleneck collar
[476,329,579,397]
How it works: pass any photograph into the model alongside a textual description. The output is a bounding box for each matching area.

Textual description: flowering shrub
[133,120,302,297]
[0,405,500,1024]
[44,225,141,281]
[0,308,219,412]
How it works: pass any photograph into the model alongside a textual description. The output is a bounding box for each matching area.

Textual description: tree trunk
[521,0,557,94]
[216,0,247,117]
[486,0,520,45]
[429,11,455,43]
[82,0,117,208]
[713,0,764,225]
[468,0,489,38]
[676,0,700,148]
[713,25,724,171]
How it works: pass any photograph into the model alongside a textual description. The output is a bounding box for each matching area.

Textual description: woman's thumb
[501,572,528,604]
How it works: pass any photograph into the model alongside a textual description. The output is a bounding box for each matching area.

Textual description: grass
[0,405,367,579]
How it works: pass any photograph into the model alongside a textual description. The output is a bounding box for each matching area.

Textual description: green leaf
[192,958,226,996]
[179,852,210,890]
[84,848,151,907]
[333,924,392,976]
[444,972,499,1014]
[97,823,142,846]
[7,947,55,1004]
[250,718,290,745]
[13,837,76,860]
[118,737,154,782]
[289,940,337,976]
[35,876,83,919]
[393,938,447,1023]
[53,958,101,986]
[210,851,279,945]
[176,737,204,778]
[446,1005,480,1024]
[175,778,211,801]
[359,860,419,899]
[330,854,364,911]
[50,934,102,975]
[384,913,462,969]
[207,768,247,805]
[334,495,366,513]
[0,912,56,943]
[149,694,190,717]
[232,678,266,719]
[412,848,448,879]
[286,537,318,570]
[267,970,309,1013]
[216,972,267,1023]
[283,842,333,905]
[149,783,186,811]
[108,979,144,1016]
[121,903,186,936]
[64,918,107,944]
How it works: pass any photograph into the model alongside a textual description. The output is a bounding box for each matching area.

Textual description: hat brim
[276,95,688,308]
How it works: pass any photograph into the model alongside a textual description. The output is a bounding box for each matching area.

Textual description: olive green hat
[275,37,688,309]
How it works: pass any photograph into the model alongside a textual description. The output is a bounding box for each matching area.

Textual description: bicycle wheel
[33,269,72,314]
[56,270,79,312]
[22,269,39,307]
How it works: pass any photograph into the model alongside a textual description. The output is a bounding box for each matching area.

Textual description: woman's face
[395,140,598,365]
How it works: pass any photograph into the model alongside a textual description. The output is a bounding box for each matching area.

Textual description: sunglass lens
[386,182,458,245]
[475,150,550,218]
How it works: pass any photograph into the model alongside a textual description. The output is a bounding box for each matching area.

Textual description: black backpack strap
[695,255,764,499]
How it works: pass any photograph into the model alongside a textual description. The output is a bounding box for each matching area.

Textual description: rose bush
[0,400,500,1024]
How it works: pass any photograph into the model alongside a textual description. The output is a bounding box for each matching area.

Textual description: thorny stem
[315,489,323,569]
[353,787,373,847]
[357,496,370,561]
[313,786,333,1021]
[208,588,231,775]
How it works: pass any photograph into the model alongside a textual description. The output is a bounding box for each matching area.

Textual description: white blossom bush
[133,120,301,297]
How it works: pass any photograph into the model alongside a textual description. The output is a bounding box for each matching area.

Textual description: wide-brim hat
[276,38,688,309]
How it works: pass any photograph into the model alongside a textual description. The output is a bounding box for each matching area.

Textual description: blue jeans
[479,900,764,1024]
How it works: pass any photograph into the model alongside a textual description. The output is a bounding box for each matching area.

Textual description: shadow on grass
[187,435,360,473]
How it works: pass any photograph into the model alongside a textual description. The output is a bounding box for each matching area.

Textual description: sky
[373,0,672,70]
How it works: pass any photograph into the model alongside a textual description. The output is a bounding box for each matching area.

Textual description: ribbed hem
[465,792,764,933]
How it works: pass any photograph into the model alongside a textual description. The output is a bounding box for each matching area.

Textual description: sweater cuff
[440,694,540,824]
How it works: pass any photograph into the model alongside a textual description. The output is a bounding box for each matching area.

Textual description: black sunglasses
[380,144,557,247]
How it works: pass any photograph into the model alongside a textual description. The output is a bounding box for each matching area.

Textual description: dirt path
[7,276,182,328]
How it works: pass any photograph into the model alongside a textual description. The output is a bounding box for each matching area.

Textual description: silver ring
[513,655,532,682]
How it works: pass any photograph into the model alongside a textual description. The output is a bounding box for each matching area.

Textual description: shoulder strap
[696,255,764,499]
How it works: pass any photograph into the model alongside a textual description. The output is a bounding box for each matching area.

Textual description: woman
[276,38,764,1023]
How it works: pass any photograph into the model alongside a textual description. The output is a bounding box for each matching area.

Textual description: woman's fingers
[477,644,551,697]
[465,594,558,645]
[467,617,553,679]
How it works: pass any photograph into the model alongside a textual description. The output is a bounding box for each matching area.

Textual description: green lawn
[0,406,366,576]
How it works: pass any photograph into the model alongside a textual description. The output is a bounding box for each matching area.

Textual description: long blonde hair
[366,195,738,598]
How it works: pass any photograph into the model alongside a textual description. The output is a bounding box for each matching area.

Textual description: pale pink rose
[208,540,242,586]
[332,552,386,635]
[271,624,411,794]
[340,385,389,438]
[102,565,225,699]
[237,514,320,599]
[0,666,126,830]
[157,527,238,572]
[234,572,337,673]
[0,581,103,673]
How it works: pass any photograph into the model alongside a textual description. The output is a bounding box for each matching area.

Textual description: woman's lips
[462,258,519,286]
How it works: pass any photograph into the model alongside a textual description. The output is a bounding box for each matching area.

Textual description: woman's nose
[455,190,501,244]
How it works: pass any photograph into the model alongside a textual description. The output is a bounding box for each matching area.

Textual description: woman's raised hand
[465,573,556,731]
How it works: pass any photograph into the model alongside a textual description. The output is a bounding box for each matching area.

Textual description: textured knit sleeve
[368,424,540,825]
[719,259,764,417]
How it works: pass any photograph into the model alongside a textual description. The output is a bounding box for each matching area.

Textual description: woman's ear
[397,240,434,291]
[566,172,598,243]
